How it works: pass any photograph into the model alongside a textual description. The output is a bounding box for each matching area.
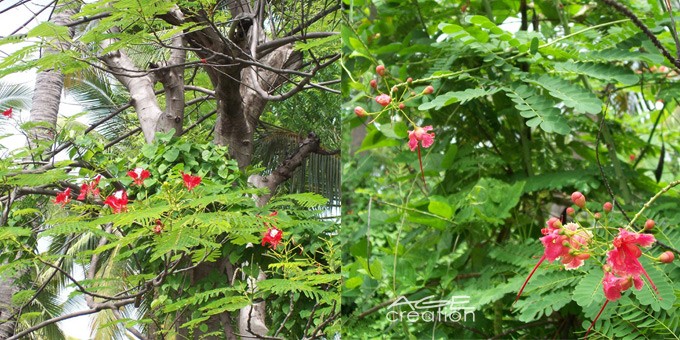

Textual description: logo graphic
[385,295,475,323]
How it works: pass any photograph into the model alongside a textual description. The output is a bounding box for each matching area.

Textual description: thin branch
[6,297,136,340]
[602,0,680,71]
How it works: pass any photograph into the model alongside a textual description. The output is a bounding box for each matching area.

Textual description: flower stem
[417,145,426,187]
[627,179,680,230]
[515,254,546,305]
[585,299,609,339]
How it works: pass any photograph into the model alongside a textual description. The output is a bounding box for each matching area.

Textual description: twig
[626,179,680,229]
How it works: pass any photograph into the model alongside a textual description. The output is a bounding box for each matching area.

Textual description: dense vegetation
[342,0,680,338]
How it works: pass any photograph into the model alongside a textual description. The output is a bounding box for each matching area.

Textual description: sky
[1,1,93,339]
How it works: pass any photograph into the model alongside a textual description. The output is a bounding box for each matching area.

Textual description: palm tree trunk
[28,2,79,145]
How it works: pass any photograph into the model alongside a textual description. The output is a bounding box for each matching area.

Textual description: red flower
[587,269,644,338]
[77,175,102,200]
[407,126,435,151]
[606,229,658,295]
[375,94,391,106]
[127,167,150,186]
[181,172,202,191]
[104,190,128,214]
[262,226,283,249]
[269,211,278,217]
[153,219,163,234]
[2,107,12,118]
[603,270,642,301]
[53,188,71,207]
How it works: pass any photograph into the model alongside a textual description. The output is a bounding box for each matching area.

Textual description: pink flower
[516,221,591,304]
[53,188,71,207]
[407,126,435,151]
[127,167,150,186]
[77,175,102,201]
[181,172,202,191]
[262,226,283,249]
[375,94,391,107]
[2,107,12,118]
[104,190,128,214]
[588,269,644,338]
[606,229,658,294]
[602,271,642,301]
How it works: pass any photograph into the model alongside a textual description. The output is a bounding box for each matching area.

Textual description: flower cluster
[514,191,675,338]
[53,169,203,216]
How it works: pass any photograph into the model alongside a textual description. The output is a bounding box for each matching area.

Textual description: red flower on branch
[127,167,150,186]
[153,219,163,234]
[2,107,12,118]
[53,188,71,207]
[408,126,435,151]
[181,172,202,191]
[606,228,658,294]
[262,226,283,249]
[77,175,102,201]
[104,190,128,214]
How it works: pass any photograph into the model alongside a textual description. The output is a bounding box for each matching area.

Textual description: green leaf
[419,88,499,110]
[503,84,570,134]
[527,75,602,114]
[163,148,180,162]
[428,195,453,219]
[554,62,640,86]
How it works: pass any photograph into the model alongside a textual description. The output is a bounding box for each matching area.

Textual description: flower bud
[423,85,434,95]
[354,106,367,118]
[398,102,405,110]
[571,191,586,208]
[594,212,602,220]
[603,202,612,213]
[645,219,655,230]
[370,79,377,89]
[407,77,413,84]
[375,94,391,107]
[659,251,675,263]
[376,65,385,76]
[566,207,575,216]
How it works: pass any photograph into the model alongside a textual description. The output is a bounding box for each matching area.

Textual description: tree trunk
[28,2,79,145]
[0,275,19,339]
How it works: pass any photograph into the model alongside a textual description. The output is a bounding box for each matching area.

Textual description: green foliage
[343,0,680,338]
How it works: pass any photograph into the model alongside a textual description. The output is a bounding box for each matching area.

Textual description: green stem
[627,179,680,230]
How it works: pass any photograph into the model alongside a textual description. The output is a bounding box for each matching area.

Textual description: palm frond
[64,68,130,140]
[0,82,33,110]
[254,121,341,210]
